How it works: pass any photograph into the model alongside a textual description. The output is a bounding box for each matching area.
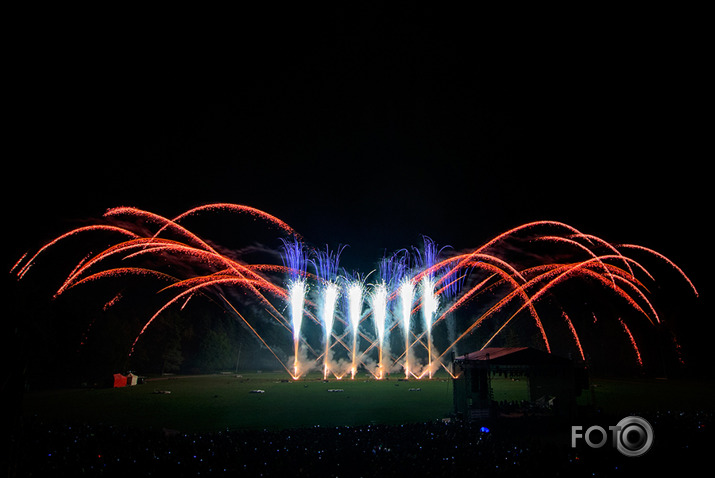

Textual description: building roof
[456,347,529,361]
[455,347,572,366]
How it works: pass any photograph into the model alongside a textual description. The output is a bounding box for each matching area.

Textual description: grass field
[21,372,715,432]
[22,372,454,432]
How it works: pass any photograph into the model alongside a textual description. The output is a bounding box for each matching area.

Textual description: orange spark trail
[160,273,293,327]
[16,225,140,279]
[477,261,656,351]
[65,267,177,291]
[103,292,123,311]
[220,295,294,376]
[104,206,215,251]
[156,203,297,238]
[428,221,586,297]
[434,275,495,324]
[130,276,265,354]
[562,311,585,361]
[477,220,586,253]
[617,244,699,297]
[16,207,696,377]
[10,253,27,274]
[569,233,636,276]
[55,238,187,297]
[619,317,643,367]
[437,260,551,358]
[612,275,660,325]
[532,235,617,285]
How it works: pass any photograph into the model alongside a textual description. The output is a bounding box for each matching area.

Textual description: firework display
[11,203,698,380]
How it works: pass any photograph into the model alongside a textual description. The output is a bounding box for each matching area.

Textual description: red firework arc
[12,205,698,378]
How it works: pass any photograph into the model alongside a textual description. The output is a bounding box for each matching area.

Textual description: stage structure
[452,347,588,420]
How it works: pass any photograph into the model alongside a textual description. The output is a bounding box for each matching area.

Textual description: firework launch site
[8,202,713,475]
[3,196,711,478]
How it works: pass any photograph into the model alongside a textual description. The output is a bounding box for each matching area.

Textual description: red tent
[113,373,128,388]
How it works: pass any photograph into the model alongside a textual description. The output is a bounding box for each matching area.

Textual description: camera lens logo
[571,416,654,457]
[614,416,654,457]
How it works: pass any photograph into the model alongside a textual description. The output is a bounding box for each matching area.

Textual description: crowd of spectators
[10,409,712,476]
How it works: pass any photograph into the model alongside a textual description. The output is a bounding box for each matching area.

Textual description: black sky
[7,12,711,306]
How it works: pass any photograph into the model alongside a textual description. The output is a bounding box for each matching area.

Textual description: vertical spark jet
[288,279,306,378]
[347,282,364,379]
[321,282,339,379]
[421,275,439,378]
[371,281,388,379]
[415,236,442,379]
[399,278,415,379]
[312,245,345,380]
[281,237,307,379]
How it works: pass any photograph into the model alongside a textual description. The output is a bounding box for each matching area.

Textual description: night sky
[7,12,712,364]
